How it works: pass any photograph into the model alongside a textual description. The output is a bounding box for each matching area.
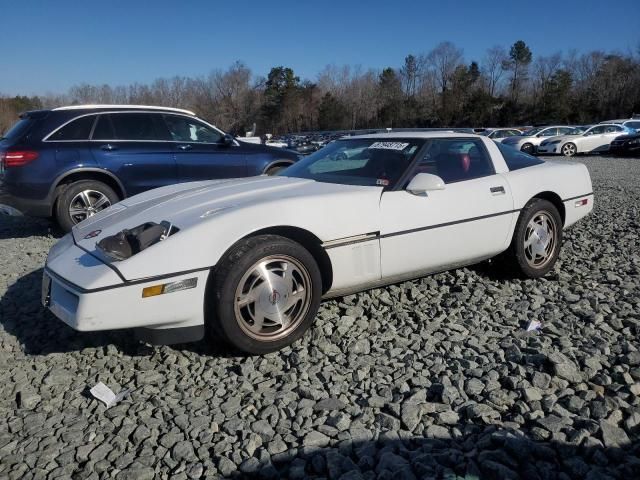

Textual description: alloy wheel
[523,211,558,268]
[68,190,112,224]
[233,255,312,341]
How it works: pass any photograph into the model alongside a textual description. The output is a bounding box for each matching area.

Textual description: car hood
[72,176,381,252]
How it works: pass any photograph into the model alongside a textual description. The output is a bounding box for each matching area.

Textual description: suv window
[103,113,170,141]
[92,114,115,140]
[163,115,222,143]
[48,115,96,141]
[498,143,544,171]
[411,139,494,184]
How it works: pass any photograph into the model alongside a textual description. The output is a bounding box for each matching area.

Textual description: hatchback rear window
[2,118,34,141]
[498,143,544,170]
[47,115,96,141]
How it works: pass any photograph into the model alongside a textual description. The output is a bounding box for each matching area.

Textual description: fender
[48,167,128,201]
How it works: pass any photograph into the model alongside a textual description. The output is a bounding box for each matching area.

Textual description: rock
[523,387,543,402]
[314,397,346,411]
[17,391,41,410]
[600,420,631,448]
[465,378,485,396]
[172,441,198,462]
[303,431,330,448]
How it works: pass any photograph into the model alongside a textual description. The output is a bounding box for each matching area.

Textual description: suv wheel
[55,180,119,232]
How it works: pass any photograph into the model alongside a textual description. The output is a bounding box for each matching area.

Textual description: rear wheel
[561,142,577,157]
[55,180,119,232]
[505,198,562,278]
[521,143,534,154]
[208,235,321,354]
[265,164,289,175]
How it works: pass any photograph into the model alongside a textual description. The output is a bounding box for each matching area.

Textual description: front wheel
[505,199,562,278]
[561,143,577,157]
[208,235,322,354]
[55,180,119,232]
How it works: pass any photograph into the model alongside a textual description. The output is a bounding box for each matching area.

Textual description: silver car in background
[482,128,523,143]
[502,126,577,154]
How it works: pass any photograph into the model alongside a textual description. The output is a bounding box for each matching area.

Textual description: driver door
[380,138,515,278]
[162,114,248,181]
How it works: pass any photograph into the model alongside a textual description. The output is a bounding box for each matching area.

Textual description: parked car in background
[0,105,301,231]
[482,128,523,143]
[42,132,594,354]
[501,126,577,154]
[537,124,632,156]
[599,117,640,132]
[609,131,640,156]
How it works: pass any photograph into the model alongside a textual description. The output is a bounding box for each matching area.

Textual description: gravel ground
[0,155,639,480]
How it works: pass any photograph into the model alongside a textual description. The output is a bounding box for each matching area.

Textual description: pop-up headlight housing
[96,221,178,261]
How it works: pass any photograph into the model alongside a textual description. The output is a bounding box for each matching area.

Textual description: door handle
[177,144,192,151]
[100,144,117,151]
[490,186,505,195]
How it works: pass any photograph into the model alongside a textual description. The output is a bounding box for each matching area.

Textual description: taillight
[3,150,39,167]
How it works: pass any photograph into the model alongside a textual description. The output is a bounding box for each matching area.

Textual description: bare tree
[482,46,508,97]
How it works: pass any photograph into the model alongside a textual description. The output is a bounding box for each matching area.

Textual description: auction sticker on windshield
[368,142,409,150]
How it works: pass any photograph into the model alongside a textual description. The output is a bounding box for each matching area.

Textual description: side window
[48,115,96,141]
[108,113,170,141]
[587,126,605,135]
[557,127,573,135]
[412,139,494,184]
[625,121,640,130]
[91,115,115,140]
[540,128,557,137]
[163,115,223,143]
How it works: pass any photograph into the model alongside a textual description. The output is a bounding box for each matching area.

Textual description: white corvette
[43,132,593,354]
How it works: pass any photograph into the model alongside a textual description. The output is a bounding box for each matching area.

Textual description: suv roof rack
[52,104,196,115]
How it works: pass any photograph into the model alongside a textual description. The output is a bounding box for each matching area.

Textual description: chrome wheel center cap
[258,280,289,315]
[531,227,549,255]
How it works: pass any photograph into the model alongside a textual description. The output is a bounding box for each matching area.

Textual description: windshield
[279,138,425,188]
[522,127,543,136]
[2,117,34,141]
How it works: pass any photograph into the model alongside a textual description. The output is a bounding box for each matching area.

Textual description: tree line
[1,40,639,136]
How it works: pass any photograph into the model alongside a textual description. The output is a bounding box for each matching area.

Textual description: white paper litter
[90,382,130,408]
[526,319,543,332]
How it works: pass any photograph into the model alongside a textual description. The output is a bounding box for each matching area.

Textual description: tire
[208,234,322,354]
[55,180,120,232]
[521,143,534,154]
[561,142,577,157]
[505,198,563,278]
[265,164,289,175]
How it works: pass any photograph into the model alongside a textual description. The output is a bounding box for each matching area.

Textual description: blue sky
[2,0,639,95]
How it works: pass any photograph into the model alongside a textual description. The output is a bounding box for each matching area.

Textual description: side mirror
[222,133,235,146]
[406,173,445,196]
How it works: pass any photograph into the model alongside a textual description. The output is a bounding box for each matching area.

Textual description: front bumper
[42,238,210,344]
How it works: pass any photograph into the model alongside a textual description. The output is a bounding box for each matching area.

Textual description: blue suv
[0,105,300,231]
